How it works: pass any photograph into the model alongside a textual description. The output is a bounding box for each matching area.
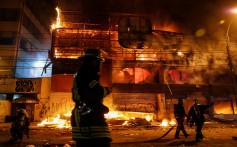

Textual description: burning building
[1,1,237,126]
[36,6,237,127]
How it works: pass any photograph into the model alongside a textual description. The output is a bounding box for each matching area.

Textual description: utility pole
[226,18,237,114]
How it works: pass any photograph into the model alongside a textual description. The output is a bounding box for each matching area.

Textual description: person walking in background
[71,48,112,147]
[174,98,189,139]
[9,108,30,143]
[187,99,214,142]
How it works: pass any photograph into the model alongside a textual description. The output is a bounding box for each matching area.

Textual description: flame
[160,119,168,126]
[51,7,61,30]
[169,119,176,125]
[145,115,152,122]
[37,111,155,128]
[177,51,184,57]
[63,112,71,117]
[214,102,236,114]
[122,120,128,126]
[36,102,236,128]
[37,114,70,128]
[160,119,176,127]
[104,111,154,122]
[104,111,128,119]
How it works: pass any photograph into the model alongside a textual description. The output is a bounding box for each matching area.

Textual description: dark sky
[57,0,237,37]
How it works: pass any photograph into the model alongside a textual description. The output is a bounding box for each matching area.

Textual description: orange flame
[160,119,176,127]
[37,114,70,128]
[51,7,61,30]
[37,111,154,128]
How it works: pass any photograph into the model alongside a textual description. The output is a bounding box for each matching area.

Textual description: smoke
[58,0,237,38]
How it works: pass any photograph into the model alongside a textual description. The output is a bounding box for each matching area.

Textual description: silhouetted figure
[187,99,214,142]
[71,49,112,147]
[10,109,30,143]
[174,98,188,139]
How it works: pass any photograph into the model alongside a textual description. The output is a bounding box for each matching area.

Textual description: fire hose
[144,123,177,142]
[114,123,177,145]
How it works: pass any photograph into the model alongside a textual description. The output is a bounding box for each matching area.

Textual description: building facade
[0,0,56,122]
[1,1,237,123]
[45,9,237,122]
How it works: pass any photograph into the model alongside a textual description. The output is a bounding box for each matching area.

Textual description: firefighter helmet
[177,98,183,104]
[18,109,26,114]
[193,99,199,104]
[79,48,105,62]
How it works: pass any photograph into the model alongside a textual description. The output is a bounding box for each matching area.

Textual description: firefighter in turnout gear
[174,98,188,139]
[187,99,214,142]
[9,108,30,143]
[71,48,112,147]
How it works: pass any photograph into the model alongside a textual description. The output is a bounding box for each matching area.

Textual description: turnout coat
[71,66,112,142]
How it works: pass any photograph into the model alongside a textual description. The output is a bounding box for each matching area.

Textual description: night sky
[57,0,237,38]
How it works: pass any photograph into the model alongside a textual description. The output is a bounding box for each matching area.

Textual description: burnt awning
[12,94,39,104]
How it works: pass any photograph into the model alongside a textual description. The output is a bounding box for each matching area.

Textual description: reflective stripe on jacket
[72,74,80,102]
[71,108,111,140]
[71,73,112,141]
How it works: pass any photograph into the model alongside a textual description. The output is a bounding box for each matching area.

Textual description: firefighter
[187,99,214,142]
[71,48,112,147]
[10,108,30,143]
[174,98,188,139]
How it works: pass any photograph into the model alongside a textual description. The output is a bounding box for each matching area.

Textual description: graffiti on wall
[36,93,74,119]
[0,78,41,93]
[35,100,50,119]
[51,97,74,115]
[15,79,34,92]
[50,93,74,115]
[14,79,41,93]
[113,93,157,113]
[115,103,156,112]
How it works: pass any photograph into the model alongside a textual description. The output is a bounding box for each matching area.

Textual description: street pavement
[0,120,237,147]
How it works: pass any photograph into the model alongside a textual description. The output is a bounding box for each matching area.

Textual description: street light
[226,9,237,114]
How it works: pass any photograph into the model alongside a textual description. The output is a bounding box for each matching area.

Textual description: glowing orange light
[37,114,71,128]
[230,8,237,14]
[177,51,184,57]
[220,20,225,24]
[160,119,176,127]
[104,111,128,119]
[169,119,176,125]
[51,7,61,30]
[145,115,152,122]
[160,119,168,126]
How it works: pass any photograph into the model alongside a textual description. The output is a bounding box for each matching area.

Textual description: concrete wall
[0,100,11,122]
[34,77,51,122]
